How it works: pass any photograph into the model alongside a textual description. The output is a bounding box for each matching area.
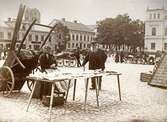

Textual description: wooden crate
[140,73,152,82]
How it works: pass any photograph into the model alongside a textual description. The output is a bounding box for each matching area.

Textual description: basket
[42,95,65,107]
[140,73,152,82]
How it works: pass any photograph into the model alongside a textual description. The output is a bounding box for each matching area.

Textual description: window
[149,14,152,19]
[87,36,89,41]
[164,43,167,50]
[41,35,44,41]
[151,43,155,50]
[84,44,86,48]
[72,34,75,40]
[80,35,82,41]
[84,35,86,41]
[152,28,156,36]
[68,43,70,48]
[76,35,78,41]
[80,43,82,48]
[76,43,78,47]
[72,43,74,48]
[0,32,4,39]
[91,36,93,41]
[29,34,32,41]
[165,28,167,36]
[157,14,160,19]
[154,13,156,19]
[8,32,11,39]
[35,35,38,41]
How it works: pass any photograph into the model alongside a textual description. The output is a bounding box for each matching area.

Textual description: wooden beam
[35,23,52,28]
[17,19,36,54]
[40,24,57,49]
[10,4,26,50]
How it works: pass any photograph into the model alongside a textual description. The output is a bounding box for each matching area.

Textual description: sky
[0,0,166,25]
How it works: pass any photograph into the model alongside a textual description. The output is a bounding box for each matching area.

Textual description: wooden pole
[17,19,36,54]
[40,24,58,49]
[10,4,26,50]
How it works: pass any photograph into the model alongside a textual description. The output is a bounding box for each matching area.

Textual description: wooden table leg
[26,80,37,112]
[117,74,121,101]
[49,83,55,118]
[84,78,89,110]
[73,79,77,101]
[95,77,99,107]
[65,80,71,102]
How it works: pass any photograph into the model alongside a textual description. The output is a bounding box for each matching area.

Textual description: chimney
[62,18,65,21]
[74,20,77,23]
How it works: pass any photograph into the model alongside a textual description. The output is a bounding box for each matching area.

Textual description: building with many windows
[145,7,167,53]
[0,8,95,53]
[50,18,95,51]
[0,7,56,51]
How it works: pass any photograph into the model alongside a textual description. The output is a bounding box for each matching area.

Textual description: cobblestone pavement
[0,59,167,122]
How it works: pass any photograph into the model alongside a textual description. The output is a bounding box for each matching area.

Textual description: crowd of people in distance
[0,47,8,60]
[113,51,163,65]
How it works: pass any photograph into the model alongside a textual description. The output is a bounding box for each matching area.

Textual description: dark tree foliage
[96,14,144,52]
[54,22,70,51]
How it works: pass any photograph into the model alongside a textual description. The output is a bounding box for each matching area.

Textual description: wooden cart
[0,4,58,96]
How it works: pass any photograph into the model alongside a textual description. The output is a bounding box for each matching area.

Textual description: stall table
[26,69,122,117]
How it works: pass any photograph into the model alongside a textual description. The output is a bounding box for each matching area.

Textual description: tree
[96,14,144,52]
[54,22,70,51]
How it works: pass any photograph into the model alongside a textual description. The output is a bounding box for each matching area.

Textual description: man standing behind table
[82,43,107,90]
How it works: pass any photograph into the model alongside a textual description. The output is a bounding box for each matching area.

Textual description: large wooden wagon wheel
[0,66,15,96]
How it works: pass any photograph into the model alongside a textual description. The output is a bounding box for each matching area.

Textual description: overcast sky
[0,0,166,25]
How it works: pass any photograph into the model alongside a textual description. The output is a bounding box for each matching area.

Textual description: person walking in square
[74,47,81,67]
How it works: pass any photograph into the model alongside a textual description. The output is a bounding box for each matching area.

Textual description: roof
[87,25,96,31]
[49,19,93,33]
[147,8,167,12]
[33,25,50,32]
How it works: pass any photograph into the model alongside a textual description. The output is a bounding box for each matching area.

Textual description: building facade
[50,18,95,51]
[0,7,56,51]
[0,8,95,53]
[145,7,167,53]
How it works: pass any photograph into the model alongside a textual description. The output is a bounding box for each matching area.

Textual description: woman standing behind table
[33,46,58,99]
[38,46,57,72]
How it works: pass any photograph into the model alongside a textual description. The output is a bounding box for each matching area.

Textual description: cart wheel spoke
[7,84,12,90]
[7,81,13,85]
